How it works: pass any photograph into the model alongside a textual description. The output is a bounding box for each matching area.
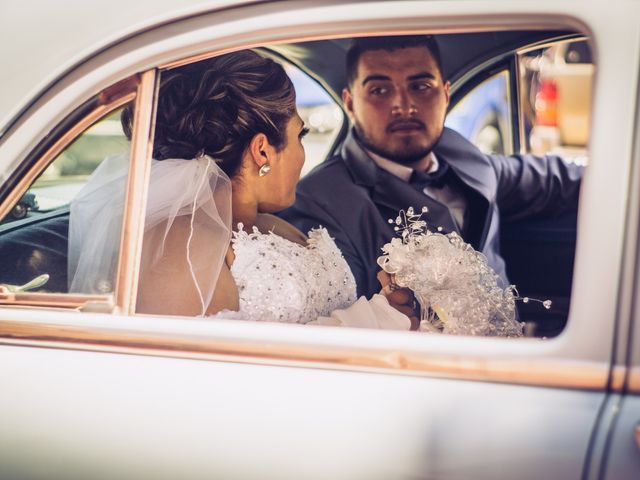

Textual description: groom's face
[342,46,450,164]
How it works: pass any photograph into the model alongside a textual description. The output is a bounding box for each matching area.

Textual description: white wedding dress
[214,224,411,329]
[229,225,357,323]
[69,154,410,329]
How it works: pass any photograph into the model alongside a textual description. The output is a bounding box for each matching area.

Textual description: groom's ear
[247,133,274,168]
[342,88,355,121]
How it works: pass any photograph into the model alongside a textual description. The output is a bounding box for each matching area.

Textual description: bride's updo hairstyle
[122,50,297,177]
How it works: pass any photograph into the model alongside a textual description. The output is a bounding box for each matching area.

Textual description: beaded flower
[377,207,550,337]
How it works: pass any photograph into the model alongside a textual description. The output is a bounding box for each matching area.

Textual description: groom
[281,35,583,297]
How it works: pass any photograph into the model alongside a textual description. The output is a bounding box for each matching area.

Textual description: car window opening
[0,33,592,340]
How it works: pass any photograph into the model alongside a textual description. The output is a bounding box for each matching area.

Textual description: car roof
[0,0,255,135]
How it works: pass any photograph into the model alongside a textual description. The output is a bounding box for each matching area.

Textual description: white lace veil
[68,153,129,295]
[69,154,232,316]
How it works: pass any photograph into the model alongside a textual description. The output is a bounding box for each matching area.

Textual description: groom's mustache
[386,118,426,133]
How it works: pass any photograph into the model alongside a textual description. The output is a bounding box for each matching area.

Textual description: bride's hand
[377,271,419,330]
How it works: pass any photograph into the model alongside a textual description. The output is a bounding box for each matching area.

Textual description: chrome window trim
[114,70,157,315]
[0,292,110,309]
[0,310,609,391]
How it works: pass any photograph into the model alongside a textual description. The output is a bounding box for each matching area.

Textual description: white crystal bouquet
[377,207,550,337]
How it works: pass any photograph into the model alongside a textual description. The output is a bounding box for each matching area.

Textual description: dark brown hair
[345,35,444,88]
[122,50,297,177]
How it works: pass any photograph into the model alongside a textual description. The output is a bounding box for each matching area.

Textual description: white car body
[1,1,639,479]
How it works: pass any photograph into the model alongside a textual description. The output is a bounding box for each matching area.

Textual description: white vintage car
[1,1,639,479]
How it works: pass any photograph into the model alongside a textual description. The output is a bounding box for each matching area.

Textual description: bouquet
[377,207,550,337]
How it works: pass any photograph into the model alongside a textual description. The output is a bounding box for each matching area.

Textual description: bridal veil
[68,154,232,316]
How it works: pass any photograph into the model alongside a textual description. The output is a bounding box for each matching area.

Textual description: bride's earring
[259,162,271,177]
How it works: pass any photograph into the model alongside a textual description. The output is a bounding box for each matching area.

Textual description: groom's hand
[377,271,419,330]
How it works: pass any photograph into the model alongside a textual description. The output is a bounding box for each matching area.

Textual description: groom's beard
[353,122,439,165]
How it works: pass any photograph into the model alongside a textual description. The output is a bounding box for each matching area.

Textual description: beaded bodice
[230,225,357,324]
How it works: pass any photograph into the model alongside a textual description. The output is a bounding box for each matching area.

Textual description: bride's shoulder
[254,214,307,246]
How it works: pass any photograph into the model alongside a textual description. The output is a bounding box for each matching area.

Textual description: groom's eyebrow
[362,74,391,86]
[361,72,436,86]
[408,72,436,81]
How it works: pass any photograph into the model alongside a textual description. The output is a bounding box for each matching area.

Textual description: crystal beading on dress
[229,224,357,324]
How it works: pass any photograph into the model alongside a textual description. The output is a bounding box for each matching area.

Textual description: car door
[0,1,638,479]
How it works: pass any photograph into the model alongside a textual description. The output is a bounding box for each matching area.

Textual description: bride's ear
[246,133,275,171]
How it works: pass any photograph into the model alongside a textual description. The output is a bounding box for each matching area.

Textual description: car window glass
[445,71,511,155]
[284,64,344,176]
[29,109,131,211]
[0,106,132,294]
[519,40,593,164]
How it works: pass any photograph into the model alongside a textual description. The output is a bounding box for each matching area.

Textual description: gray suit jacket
[281,127,582,297]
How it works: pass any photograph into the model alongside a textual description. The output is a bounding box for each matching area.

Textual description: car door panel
[0,343,604,480]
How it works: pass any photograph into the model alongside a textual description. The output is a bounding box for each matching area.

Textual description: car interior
[0,29,591,337]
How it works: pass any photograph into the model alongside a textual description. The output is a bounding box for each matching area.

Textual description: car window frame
[0,1,634,397]
[0,72,157,314]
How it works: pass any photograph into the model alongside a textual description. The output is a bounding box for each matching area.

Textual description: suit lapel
[434,128,496,249]
[341,130,461,235]
[434,128,496,202]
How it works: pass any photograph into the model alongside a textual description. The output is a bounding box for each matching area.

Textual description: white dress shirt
[367,150,467,230]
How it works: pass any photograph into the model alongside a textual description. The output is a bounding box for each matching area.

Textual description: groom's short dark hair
[345,35,444,88]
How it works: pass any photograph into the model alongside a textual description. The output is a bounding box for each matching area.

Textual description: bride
[68,50,415,329]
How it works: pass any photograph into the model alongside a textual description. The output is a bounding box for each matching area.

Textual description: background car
[1,1,639,479]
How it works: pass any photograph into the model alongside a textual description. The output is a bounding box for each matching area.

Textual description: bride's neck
[231,179,258,229]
